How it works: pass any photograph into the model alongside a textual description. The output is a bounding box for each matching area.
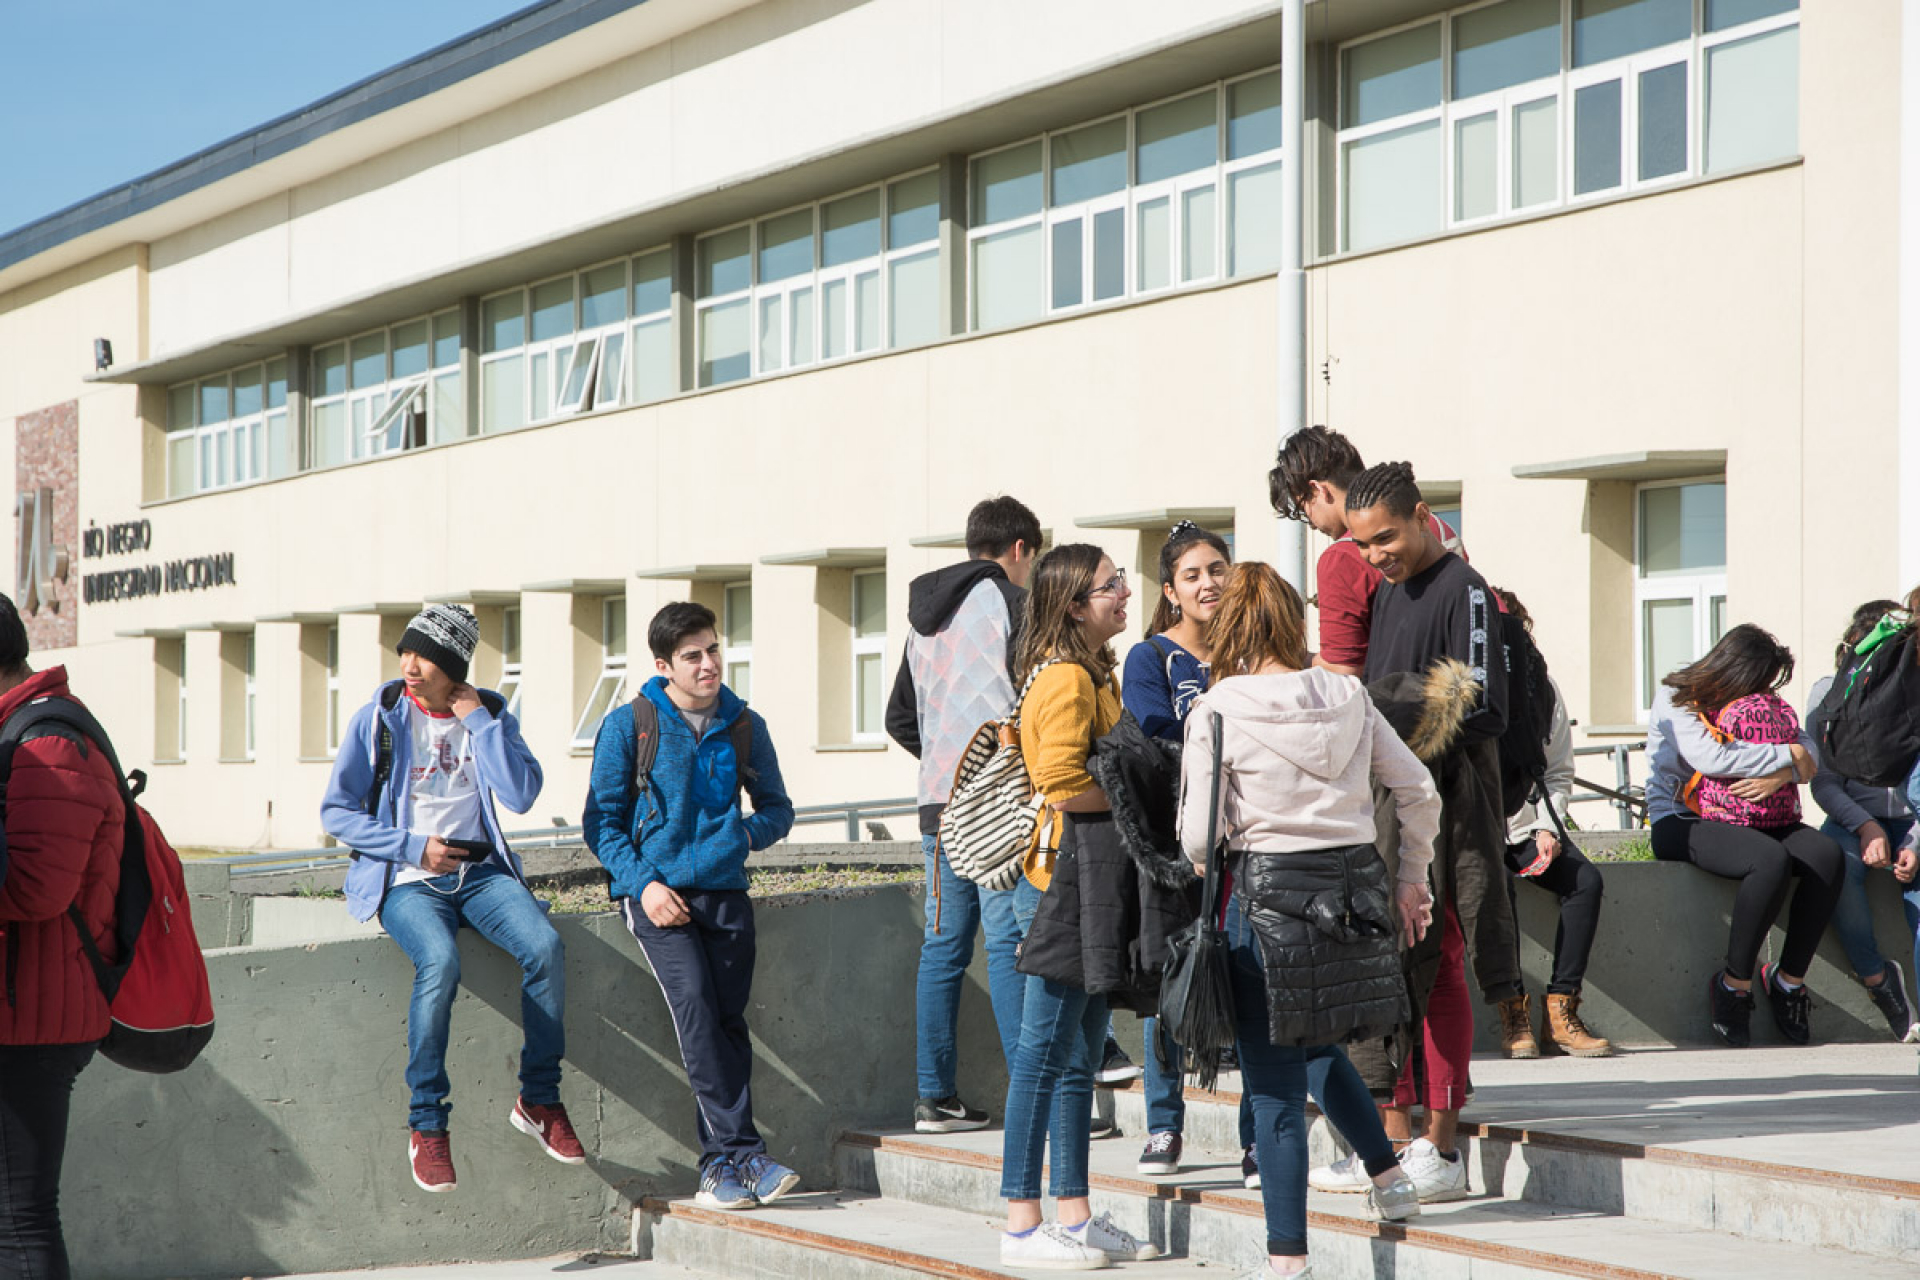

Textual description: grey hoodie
[1178,668,1440,886]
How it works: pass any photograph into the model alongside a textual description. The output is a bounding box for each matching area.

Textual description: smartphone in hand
[443,838,493,861]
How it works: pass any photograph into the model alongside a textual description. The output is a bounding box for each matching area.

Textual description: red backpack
[0,696,215,1072]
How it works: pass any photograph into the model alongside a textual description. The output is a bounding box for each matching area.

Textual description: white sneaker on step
[1001,1222,1110,1270]
[1306,1150,1370,1193]
[1069,1211,1160,1261]
[1398,1137,1468,1202]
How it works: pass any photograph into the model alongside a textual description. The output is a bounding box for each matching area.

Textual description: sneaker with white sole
[1398,1137,1468,1202]
[1367,1171,1421,1222]
[737,1151,800,1205]
[914,1095,990,1133]
[510,1098,586,1164]
[1307,1150,1370,1193]
[1136,1130,1182,1175]
[1000,1222,1110,1270]
[1241,1144,1261,1189]
[694,1158,757,1211]
[408,1129,456,1193]
[1095,1037,1143,1085]
[1068,1211,1160,1261]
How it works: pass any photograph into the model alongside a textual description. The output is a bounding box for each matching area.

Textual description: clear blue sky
[0,0,540,235]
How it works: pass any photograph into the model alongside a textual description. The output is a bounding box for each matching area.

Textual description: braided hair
[1343,461,1424,520]
[1268,425,1367,522]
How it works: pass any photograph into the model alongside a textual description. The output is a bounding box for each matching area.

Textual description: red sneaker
[511,1098,587,1164]
[409,1129,456,1192]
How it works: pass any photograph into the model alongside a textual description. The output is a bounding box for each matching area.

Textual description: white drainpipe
[1275,0,1309,592]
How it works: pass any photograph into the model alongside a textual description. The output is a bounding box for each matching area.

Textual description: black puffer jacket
[1234,843,1409,1046]
[1017,714,1199,1012]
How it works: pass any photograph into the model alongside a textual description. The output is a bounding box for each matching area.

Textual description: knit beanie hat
[397,604,480,685]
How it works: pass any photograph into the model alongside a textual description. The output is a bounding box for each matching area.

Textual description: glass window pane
[725,585,753,645]
[822,190,882,267]
[1343,120,1442,252]
[266,411,291,478]
[1640,483,1727,575]
[531,278,574,341]
[1227,71,1283,159]
[758,294,784,372]
[1050,118,1126,206]
[822,278,850,358]
[1137,91,1218,184]
[727,663,752,701]
[605,599,626,658]
[759,208,815,283]
[432,312,461,368]
[503,609,522,663]
[857,653,883,735]
[888,250,939,349]
[1138,196,1172,291]
[1574,79,1624,194]
[855,574,887,636]
[313,400,349,466]
[431,371,463,444]
[1706,26,1799,173]
[530,350,551,420]
[573,673,626,743]
[1513,97,1561,207]
[1181,186,1216,281]
[1051,218,1084,309]
[480,355,525,432]
[350,333,386,389]
[631,317,673,403]
[699,299,751,386]
[1706,0,1796,31]
[1092,207,1124,301]
[482,293,524,353]
[266,359,288,409]
[248,420,265,479]
[699,226,752,298]
[1228,160,1284,275]
[972,141,1043,225]
[888,171,940,247]
[197,378,229,426]
[232,365,263,417]
[633,249,673,315]
[1343,24,1442,128]
[1643,598,1696,706]
[168,384,195,431]
[582,262,627,329]
[391,319,429,380]
[1574,0,1691,68]
[559,336,597,408]
[1454,0,1561,99]
[167,432,195,497]
[595,329,625,407]
[1638,62,1688,180]
[856,270,881,351]
[790,286,816,364]
[1455,112,1498,221]
[971,223,1043,329]
[1711,595,1728,642]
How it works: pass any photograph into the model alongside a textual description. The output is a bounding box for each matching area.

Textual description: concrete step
[1107,1047,1920,1262]
[833,1127,1918,1279]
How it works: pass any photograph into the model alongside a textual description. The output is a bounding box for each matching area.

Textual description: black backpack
[624,693,758,821]
[1813,620,1920,788]
[1496,613,1558,819]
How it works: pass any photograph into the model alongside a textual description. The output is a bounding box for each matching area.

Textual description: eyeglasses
[1081,568,1128,599]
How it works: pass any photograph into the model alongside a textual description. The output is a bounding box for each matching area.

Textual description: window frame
[851,569,887,743]
[164,357,289,497]
[325,625,342,755]
[311,310,461,467]
[1631,475,1729,718]
[244,631,258,760]
[570,597,628,749]
[498,605,524,719]
[723,581,753,700]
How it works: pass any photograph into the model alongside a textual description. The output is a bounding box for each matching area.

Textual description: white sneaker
[1068,1211,1160,1261]
[1306,1150,1370,1193]
[1001,1222,1111,1270]
[1398,1137,1468,1202]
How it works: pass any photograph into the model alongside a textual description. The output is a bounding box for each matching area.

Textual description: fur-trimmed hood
[1368,658,1481,762]
[1088,711,1199,893]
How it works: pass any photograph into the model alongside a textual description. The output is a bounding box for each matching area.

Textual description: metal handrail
[1568,741,1647,829]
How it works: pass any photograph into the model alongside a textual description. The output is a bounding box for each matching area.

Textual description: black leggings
[1505,839,1605,994]
[0,1042,94,1280]
[1651,817,1845,981]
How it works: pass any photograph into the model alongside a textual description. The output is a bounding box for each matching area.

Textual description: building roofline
[0,0,651,275]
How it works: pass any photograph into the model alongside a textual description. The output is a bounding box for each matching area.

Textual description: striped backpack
[938,659,1064,890]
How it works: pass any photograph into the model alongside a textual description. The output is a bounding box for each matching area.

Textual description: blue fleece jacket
[581,677,794,897]
[321,681,545,922]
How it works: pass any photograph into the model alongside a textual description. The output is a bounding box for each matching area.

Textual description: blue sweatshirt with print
[1122,635,1210,742]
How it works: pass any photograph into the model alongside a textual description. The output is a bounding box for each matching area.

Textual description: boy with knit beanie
[322,603,587,1193]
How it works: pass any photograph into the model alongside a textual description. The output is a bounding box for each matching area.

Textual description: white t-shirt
[393,697,489,886]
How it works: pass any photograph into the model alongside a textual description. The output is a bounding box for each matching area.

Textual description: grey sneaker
[1367,1170,1421,1222]
[1068,1211,1160,1261]
[1307,1150,1370,1193]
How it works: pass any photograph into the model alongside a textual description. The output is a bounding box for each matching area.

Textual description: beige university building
[0,0,1900,851]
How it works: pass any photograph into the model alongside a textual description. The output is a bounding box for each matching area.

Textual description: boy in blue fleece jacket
[582,600,797,1211]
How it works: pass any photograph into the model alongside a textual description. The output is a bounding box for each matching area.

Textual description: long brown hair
[1208,562,1310,679]
[1016,543,1119,684]
[1662,623,1794,716]
[1147,523,1232,638]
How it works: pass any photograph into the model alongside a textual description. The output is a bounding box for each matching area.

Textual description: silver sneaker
[1307,1150,1370,1193]
[1070,1211,1160,1261]
[1367,1171,1421,1222]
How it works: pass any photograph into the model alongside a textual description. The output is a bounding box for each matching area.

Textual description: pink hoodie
[1177,668,1439,886]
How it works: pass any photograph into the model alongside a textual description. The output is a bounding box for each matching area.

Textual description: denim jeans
[1227,893,1400,1257]
[1823,815,1920,983]
[915,834,1026,1098]
[1141,1014,1257,1148]
[380,864,567,1131]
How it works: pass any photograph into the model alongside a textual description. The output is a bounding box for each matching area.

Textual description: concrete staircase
[634,1046,1920,1279]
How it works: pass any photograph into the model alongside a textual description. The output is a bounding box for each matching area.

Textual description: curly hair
[1268,426,1367,522]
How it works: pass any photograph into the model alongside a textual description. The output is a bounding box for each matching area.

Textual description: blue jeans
[1823,815,1920,983]
[380,864,567,1132]
[1227,893,1400,1257]
[915,834,1026,1098]
[1141,1015,1257,1149]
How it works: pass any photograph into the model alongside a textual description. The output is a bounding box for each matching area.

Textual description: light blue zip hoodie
[321,681,545,922]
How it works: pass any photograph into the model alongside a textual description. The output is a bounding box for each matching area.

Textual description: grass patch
[1589,838,1654,862]
[533,865,919,915]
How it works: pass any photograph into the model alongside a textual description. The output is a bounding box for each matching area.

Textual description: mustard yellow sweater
[1019,660,1122,891]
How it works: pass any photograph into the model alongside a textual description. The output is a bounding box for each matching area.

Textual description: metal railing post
[1613,745,1633,829]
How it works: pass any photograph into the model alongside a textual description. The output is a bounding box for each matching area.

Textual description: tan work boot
[1496,993,1539,1059]
[1545,992,1613,1057]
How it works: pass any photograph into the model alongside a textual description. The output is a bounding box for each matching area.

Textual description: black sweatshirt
[1363,551,1508,741]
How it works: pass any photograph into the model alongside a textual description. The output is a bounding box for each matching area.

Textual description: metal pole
[1275,0,1309,593]
[1613,744,1633,830]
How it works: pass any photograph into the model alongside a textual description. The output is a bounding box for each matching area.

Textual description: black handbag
[1154,712,1236,1090]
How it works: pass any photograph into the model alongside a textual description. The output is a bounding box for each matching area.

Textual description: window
[481,254,669,430]
[968,69,1284,328]
[629,249,676,405]
[177,641,189,760]
[852,571,886,741]
[1634,479,1727,711]
[498,607,523,718]
[244,632,257,759]
[311,311,461,466]
[571,598,627,748]
[723,582,753,700]
[1336,0,1799,250]
[154,636,187,761]
[326,626,342,754]
[695,170,939,388]
[164,358,290,497]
